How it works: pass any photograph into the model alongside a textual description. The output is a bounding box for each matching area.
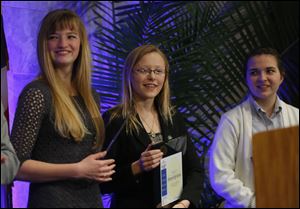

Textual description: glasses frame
[134,67,166,76]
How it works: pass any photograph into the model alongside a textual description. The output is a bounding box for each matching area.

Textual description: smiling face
[47,28,81,69]
[246,54,284,102]
[131,52,166,101]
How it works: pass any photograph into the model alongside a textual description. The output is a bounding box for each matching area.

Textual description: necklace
[140,112,156,138]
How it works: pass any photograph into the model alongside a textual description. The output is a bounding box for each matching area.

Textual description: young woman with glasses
[101,44,203,208]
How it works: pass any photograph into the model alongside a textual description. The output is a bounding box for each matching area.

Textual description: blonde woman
[11,9,115,208]
[101,45,203,208]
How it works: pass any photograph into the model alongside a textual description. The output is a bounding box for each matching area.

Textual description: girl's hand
[139,144,164,172]
[77,151,115,182]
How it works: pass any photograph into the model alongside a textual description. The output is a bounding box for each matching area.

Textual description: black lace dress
[11,80,103,208]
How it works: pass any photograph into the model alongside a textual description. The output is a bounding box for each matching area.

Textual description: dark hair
[244,47,285,78]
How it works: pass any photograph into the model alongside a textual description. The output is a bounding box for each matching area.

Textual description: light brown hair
[37,9,104,148]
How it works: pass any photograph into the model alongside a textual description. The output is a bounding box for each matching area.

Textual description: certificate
[160,152,183,207]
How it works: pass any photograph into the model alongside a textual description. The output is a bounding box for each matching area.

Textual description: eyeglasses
[135,68,166,76]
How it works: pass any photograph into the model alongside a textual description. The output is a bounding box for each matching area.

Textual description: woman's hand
[77,151,115,182]
[131,144,164,175]
[139,144,164,171]
[172,200,190,208]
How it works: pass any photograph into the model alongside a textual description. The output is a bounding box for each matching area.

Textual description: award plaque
[152,135,187,207]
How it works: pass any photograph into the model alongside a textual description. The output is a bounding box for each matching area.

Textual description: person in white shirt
[209,47,299,208]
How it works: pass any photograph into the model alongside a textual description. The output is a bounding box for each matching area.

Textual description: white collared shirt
[249,95,283,134]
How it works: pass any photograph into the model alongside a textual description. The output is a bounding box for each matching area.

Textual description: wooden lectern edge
[252,125,299,208]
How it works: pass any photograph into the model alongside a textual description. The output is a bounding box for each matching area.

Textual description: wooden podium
[253,126,299,208]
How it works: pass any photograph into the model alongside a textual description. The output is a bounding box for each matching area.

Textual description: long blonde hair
[112,44,173,134]
[37,9,104,148]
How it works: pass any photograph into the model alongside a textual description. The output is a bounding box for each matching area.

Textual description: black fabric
[101,108,203,208]
[11,80,103,208]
